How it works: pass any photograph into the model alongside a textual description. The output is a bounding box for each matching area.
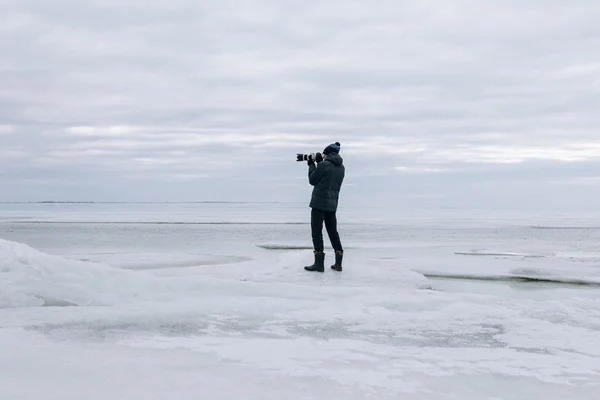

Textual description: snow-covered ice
[1,203,599,399]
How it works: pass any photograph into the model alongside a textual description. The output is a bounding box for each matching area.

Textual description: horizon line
[0,201,306,204]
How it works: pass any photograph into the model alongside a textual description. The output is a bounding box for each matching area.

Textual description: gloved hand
[315,153,323,163]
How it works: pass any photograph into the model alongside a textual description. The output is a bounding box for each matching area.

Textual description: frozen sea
[1,202,599,399]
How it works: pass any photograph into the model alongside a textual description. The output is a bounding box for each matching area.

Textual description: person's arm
[308,162,327,186]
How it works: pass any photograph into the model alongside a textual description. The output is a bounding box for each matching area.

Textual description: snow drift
[0,239,172,308]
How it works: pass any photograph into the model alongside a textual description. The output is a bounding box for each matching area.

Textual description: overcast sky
[1,0,600,208]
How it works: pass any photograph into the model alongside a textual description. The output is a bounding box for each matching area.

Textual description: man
[304,142,345,273]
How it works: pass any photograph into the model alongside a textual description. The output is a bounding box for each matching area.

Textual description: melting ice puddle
[427,276,600,301]
[424,273,600,287]
[67,252,252,271]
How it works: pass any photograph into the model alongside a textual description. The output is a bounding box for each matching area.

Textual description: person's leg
[305,208,325,272]
[324,211,342,251]
[311,208,325,252]
[324,211,343,271]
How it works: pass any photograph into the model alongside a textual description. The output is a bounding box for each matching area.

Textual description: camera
[296,152,323,163]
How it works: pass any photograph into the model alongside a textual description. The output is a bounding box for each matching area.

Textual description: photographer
[304,142,345,273]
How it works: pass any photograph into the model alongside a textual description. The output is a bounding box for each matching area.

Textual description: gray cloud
[1,0,600,207]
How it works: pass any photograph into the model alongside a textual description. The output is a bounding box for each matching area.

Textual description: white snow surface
[1,237,599,399]
[1,204,600,399]
[0,239,177,308]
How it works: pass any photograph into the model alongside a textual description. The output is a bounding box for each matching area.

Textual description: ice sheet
[1,204,600,399]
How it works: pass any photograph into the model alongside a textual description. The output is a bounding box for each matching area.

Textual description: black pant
[311,208,343,252]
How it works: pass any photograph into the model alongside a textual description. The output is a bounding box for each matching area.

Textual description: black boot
[304,251,325,272]
[331,250,343,271]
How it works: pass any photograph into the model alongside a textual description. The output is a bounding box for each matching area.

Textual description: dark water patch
[423,273,600,287]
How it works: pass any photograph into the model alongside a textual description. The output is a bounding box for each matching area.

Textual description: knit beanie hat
[323,142,341,155]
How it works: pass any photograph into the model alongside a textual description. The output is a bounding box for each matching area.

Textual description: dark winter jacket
[308,152,345,212]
